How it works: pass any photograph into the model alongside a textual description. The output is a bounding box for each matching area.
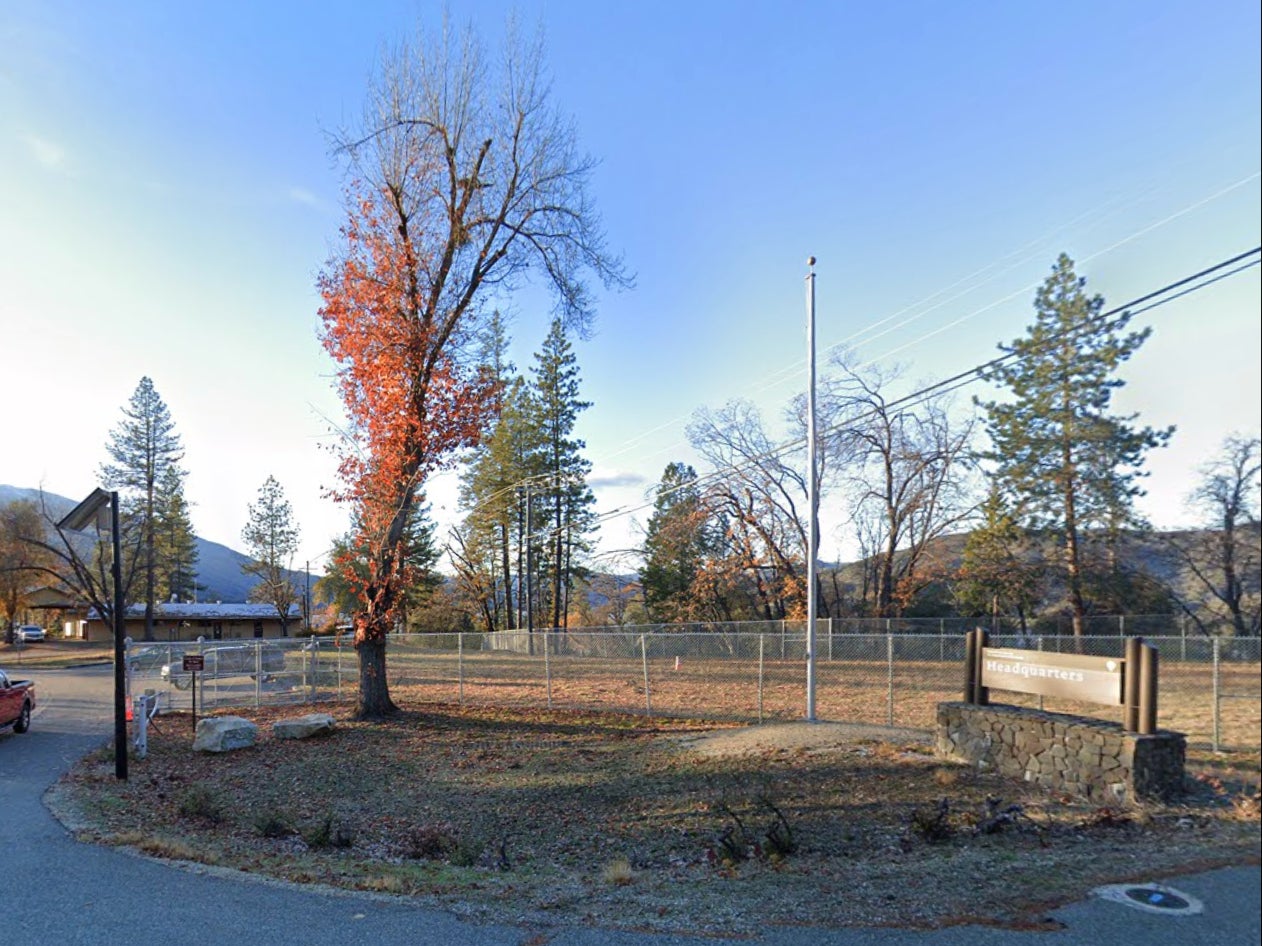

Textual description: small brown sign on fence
[182,654,205,672]
[981,648,1122,705]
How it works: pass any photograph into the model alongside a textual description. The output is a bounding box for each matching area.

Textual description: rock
[273,713,337,740]
[193,716,258,753]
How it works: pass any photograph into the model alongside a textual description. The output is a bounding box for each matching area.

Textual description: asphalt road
[3,664,1257,946]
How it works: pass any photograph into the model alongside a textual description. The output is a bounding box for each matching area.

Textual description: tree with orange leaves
[318,21,625,718]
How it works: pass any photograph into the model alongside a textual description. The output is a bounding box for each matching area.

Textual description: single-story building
[20,585,87,638]
[85,602,303,642]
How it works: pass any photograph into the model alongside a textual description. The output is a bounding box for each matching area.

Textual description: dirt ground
[48,698,1261,938]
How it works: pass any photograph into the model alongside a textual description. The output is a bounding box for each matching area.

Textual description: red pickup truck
[0,668,35,733]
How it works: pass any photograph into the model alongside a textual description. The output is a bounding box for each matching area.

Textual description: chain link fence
[126,621,1260,752]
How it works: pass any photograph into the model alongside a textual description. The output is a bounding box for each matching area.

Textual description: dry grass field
[328,647,1261,752]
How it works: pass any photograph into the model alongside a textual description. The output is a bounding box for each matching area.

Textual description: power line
[425,247,1260,564]
[587,247,1261,534]
[592,171,1261,470]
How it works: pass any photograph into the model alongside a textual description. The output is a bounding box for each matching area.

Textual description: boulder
[273,713,337,740]
[193,716,258,753]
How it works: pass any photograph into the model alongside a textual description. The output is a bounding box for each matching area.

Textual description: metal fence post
[311,638,320,702]
[886,633,895,727]
[458,632,465,705]
[758,634,765,724]
[124,638,133,707]
[1212,636,1221,753]
[255,643,262,708]
[544,630,553,710]
[640,634,652,717]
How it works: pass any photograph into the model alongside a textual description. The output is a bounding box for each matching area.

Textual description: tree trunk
[499,521,515,630]
[355,630,398,719]
[1060,429,1086,646]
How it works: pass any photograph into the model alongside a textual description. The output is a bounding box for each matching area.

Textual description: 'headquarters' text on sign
[981,647,1123,705]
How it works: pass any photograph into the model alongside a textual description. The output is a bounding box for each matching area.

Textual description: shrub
[177,785,224,824]
[601,857,634,885]
[304,814,355,850]
[909,798,954,844]
[253,808,294,839]
[399,823,457,860]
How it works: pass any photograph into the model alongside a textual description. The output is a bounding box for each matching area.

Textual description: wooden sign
[981,647,1123,705]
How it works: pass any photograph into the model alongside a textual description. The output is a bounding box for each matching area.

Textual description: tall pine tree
[155,465,198,603]
[456,377,542,631]
[454,313,541,631]
[242,476,301,636]
[101,377,185,641]
[640,462,716,621]
[529,318,596,630]
[980,254,1171,638]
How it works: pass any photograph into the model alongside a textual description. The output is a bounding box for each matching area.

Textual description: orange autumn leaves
[318,185,497,634]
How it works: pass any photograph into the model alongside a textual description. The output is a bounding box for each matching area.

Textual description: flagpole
[806,257,818,722]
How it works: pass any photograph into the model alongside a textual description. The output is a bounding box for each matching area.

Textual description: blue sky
[2,1,1259,573]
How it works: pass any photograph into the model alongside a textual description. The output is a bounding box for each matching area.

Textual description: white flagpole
[806,256,818,722]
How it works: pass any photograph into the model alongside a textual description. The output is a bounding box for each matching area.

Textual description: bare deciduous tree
[1167,434,1261,637]
[823,359,976,617]
[0,500,50,640]
[688,399,812,619]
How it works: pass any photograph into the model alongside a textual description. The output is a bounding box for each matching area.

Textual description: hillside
[830,523,1259,626]
[0,484,309,603]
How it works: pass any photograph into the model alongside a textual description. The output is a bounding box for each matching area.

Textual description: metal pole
[758,634,765,723]
[525,487,534,652]
[640,634,652,717]
[1212,636,1221,752]
[544,627,552,710]
[805,256,819,722]
[110,491,127,780]
[886,632,895,727]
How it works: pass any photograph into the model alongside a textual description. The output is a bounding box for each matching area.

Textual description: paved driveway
[3,664,1257,946]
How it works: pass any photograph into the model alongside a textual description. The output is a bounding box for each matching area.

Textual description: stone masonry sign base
[935,702,1186,803]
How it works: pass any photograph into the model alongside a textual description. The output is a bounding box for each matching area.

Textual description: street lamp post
[59,488,127,780]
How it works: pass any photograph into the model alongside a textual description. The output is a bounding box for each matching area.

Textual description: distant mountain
[0,484,310,604]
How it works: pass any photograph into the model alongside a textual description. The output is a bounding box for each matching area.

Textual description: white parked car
[15,625,47,643]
